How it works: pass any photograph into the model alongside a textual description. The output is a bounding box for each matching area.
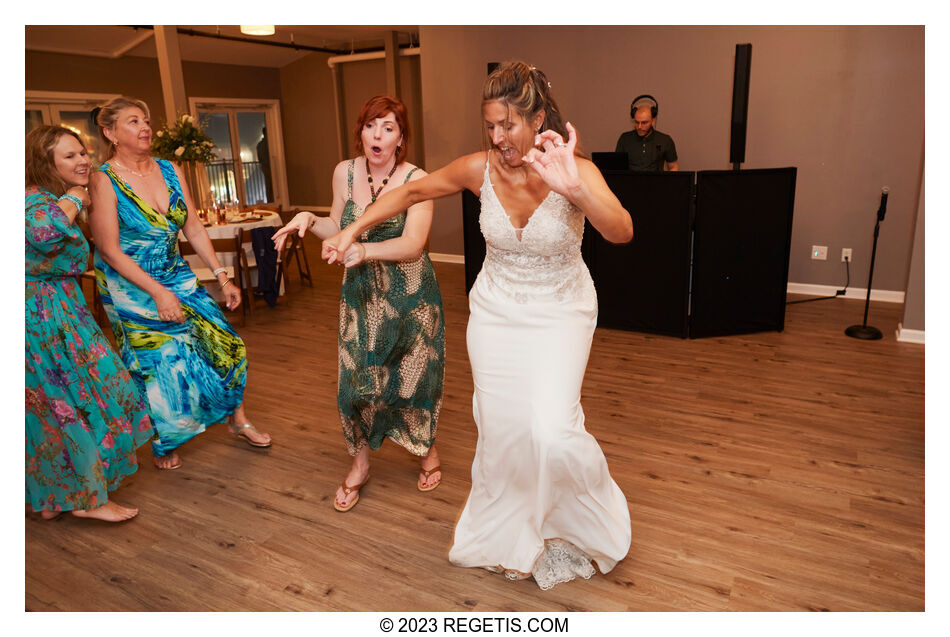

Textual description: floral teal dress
[94,159,248,457]
[25,186,153,513]
[338,160,445,456]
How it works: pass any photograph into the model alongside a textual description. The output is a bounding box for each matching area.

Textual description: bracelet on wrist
[59,193,83,213]
[219,279,233,289]
[212,267,227,277]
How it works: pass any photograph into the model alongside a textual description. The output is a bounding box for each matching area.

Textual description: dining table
[180,209,285,303]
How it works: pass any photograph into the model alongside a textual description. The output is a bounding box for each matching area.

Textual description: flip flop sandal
[334,475,370,512]
[418,465,442,492]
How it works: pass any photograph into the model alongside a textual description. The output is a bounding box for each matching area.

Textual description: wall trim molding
[896,323,925,344]
[787,282,905,304]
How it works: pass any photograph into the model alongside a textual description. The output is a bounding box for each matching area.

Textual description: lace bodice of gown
[478,158,595,305]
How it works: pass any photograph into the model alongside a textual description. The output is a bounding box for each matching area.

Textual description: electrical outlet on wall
[811,245,828,260]
[842,248,853,262]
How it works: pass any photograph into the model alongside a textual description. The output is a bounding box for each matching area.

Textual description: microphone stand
[846,187,889,340]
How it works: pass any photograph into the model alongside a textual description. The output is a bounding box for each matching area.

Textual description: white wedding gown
[448,157,631,590]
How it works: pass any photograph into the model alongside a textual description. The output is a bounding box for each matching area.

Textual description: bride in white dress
[320,62,633,589]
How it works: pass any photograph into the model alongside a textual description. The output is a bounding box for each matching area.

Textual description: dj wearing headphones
[615,95,679,171]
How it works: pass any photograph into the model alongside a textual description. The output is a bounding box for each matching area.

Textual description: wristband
[212,267,228,277]
[59,193,83,213]
[220,279,234,289]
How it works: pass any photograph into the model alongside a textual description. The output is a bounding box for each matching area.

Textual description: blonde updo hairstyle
[481,61,571,155]
[95,96,151,161]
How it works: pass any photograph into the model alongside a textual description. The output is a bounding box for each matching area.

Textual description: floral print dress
[25,186,153,513]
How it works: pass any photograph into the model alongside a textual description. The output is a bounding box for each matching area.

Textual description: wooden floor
[26,235,925,612]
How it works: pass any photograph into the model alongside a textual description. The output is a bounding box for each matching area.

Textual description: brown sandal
[418,465,442,492]
[334,475,370,512]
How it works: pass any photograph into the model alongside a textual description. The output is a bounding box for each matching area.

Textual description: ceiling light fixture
[240,25,275,36]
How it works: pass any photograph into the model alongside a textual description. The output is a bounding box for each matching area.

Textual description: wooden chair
[241,205,312,288]
[283,207,315,288]
[178,235,247,326]
[236,227,290,315]
[243,202,281,216]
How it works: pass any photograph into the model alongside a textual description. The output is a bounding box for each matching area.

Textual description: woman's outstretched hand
[522,121,582,198]
[341,243,367,268]
[323,227,358,265]
[271,211,313,252]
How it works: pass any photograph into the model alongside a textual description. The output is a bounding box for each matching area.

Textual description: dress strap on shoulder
[481,151,493,191]
[156,159,181,194]
[404,166,419,184]
[347,159,355,200]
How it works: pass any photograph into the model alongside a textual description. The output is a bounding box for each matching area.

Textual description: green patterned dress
[94,159,247,457]
[338,159,445,456]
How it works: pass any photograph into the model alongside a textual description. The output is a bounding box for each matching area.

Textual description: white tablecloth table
[180,210,285,303]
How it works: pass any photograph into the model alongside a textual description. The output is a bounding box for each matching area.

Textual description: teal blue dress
[26,186,153,513]
[94,159,247,457]
[337,160,445,456]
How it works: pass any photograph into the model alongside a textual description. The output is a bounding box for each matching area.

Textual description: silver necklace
[112,159,154,178]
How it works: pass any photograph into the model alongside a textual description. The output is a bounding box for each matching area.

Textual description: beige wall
[902,170,924,331]
[277,51,337,207]
[26,27,925,301]
[417,25,925,295]
[279,53,423,208]
[26,50,280,129]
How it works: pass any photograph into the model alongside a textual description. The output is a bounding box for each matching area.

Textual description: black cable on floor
[787,256,851,305]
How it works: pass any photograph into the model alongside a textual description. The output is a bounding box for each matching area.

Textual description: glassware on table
[211,209,219,225]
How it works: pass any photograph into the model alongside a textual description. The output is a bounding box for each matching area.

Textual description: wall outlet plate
[842,248,853,262]
[812,245,828,260]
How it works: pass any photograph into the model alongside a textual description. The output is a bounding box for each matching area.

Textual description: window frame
[188,97,290,210]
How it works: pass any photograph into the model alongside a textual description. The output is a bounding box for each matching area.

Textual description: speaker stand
[845,324,883,340]
[846,214,884,341]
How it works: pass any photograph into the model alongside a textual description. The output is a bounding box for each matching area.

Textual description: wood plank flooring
[26,235,924,612]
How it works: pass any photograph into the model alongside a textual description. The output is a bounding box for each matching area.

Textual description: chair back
[177,234,247,324]
[244,203,281,214]
[235,227,291,312]
[177,235,241,257]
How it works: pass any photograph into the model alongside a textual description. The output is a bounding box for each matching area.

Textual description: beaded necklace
[366,157,398,202]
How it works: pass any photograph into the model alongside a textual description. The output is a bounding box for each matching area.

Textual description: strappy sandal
[228,420,272,448]
[418,464,442,492]
[334,475,370,512]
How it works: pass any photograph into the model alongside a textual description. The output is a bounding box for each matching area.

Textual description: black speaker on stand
[846,187,890,340]
[730,44,752,170]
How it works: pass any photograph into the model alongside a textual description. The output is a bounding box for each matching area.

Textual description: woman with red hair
[274,95,444,512]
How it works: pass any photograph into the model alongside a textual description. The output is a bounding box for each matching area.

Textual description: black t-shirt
[615,129,678,171]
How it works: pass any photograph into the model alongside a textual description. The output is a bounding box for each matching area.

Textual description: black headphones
[630,94,658,119]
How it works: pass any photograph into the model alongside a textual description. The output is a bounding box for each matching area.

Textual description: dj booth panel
[588,171,693,337]
[690,168,797,338]
[461,190,486,293]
